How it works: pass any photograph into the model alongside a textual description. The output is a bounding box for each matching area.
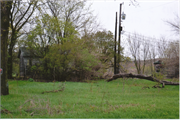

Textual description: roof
[154,60,162,64]
[17,47,43,58]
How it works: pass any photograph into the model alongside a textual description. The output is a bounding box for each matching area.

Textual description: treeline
[126,32,179,78]
[23,30,116,81]
[7,0,126,81]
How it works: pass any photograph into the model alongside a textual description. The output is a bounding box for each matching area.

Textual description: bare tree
[142,37,150,73]
[148,41,157,74]
[157,37,169,59]
[127,33,150,74]
[8,0,38,78]
[127,33,141,74]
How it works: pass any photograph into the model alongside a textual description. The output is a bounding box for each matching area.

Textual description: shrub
[28,78,34,82]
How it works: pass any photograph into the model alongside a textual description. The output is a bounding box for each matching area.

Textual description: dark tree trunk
[7,30,17,79]
[1,1,12,95]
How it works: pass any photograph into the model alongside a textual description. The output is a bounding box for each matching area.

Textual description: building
[17,47,41,77]
[154,60,163,72]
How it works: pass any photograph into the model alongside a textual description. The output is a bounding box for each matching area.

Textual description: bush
[28,78,34,82]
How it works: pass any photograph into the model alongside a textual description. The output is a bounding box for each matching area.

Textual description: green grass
[1,78,179,118]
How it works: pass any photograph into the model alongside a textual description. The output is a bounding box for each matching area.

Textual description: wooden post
[114,12,118,74]
[117,3,122,74]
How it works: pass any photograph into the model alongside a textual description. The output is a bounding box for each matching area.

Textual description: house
[18,47,41,77]
[154,60,163,72]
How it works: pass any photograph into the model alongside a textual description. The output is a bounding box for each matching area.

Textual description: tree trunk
[7,30,17,79]
[107,73,179,86]
[1,1,12,95]
[7,47,13,79]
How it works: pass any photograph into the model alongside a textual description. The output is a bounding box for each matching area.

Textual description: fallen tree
[107,73,179,87]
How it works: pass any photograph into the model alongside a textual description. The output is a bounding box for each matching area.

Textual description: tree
[82,30,129,77]
[82,30,117,69]
[1,1,13,95]
[165,41,179,78]
[23,13,78,56]
[44,40,100,81]
[21,11,101,81]
[94,30,114,54]
[8,0,38,79]
[127,33,150,74]
[44,0,99,37]
[157,40,179,78]
[164,14,179,78]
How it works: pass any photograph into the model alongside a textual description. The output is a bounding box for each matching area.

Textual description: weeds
[18,97,65,117]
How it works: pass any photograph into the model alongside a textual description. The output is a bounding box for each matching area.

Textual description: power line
[121,31,179,52]
[123,31,179,45]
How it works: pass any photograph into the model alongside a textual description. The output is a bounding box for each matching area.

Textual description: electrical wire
[120,30,179,54]
[122,31,179,45]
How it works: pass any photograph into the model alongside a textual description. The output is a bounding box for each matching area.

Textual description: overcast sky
[87,0,179,57]
[88,0,179,39]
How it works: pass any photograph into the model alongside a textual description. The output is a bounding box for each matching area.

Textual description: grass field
[1,78,179,118]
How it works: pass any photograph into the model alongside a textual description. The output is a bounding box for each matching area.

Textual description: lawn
[1,78,179,118]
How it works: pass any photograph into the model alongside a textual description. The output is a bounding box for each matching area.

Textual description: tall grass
[1,79,179,118]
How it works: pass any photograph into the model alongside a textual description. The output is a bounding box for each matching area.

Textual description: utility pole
[117,3,122,74]
[114,12,117,74]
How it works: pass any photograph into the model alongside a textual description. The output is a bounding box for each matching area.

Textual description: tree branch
[17,1,37,32]
[14,2,32,30]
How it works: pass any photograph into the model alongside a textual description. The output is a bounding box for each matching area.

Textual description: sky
[88,0,179,38]
[87,0,179,56]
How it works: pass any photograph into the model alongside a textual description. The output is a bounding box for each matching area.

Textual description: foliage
[15,1,127,81]
[82,30,126,75]
[28,78,34,82]
[31,65,37,72]
[42,40,101,81]
[22,13,78,57]
[8,0,98,80]
[21,12,122,81]
[1,79,179,118]
[152,72,165,81]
